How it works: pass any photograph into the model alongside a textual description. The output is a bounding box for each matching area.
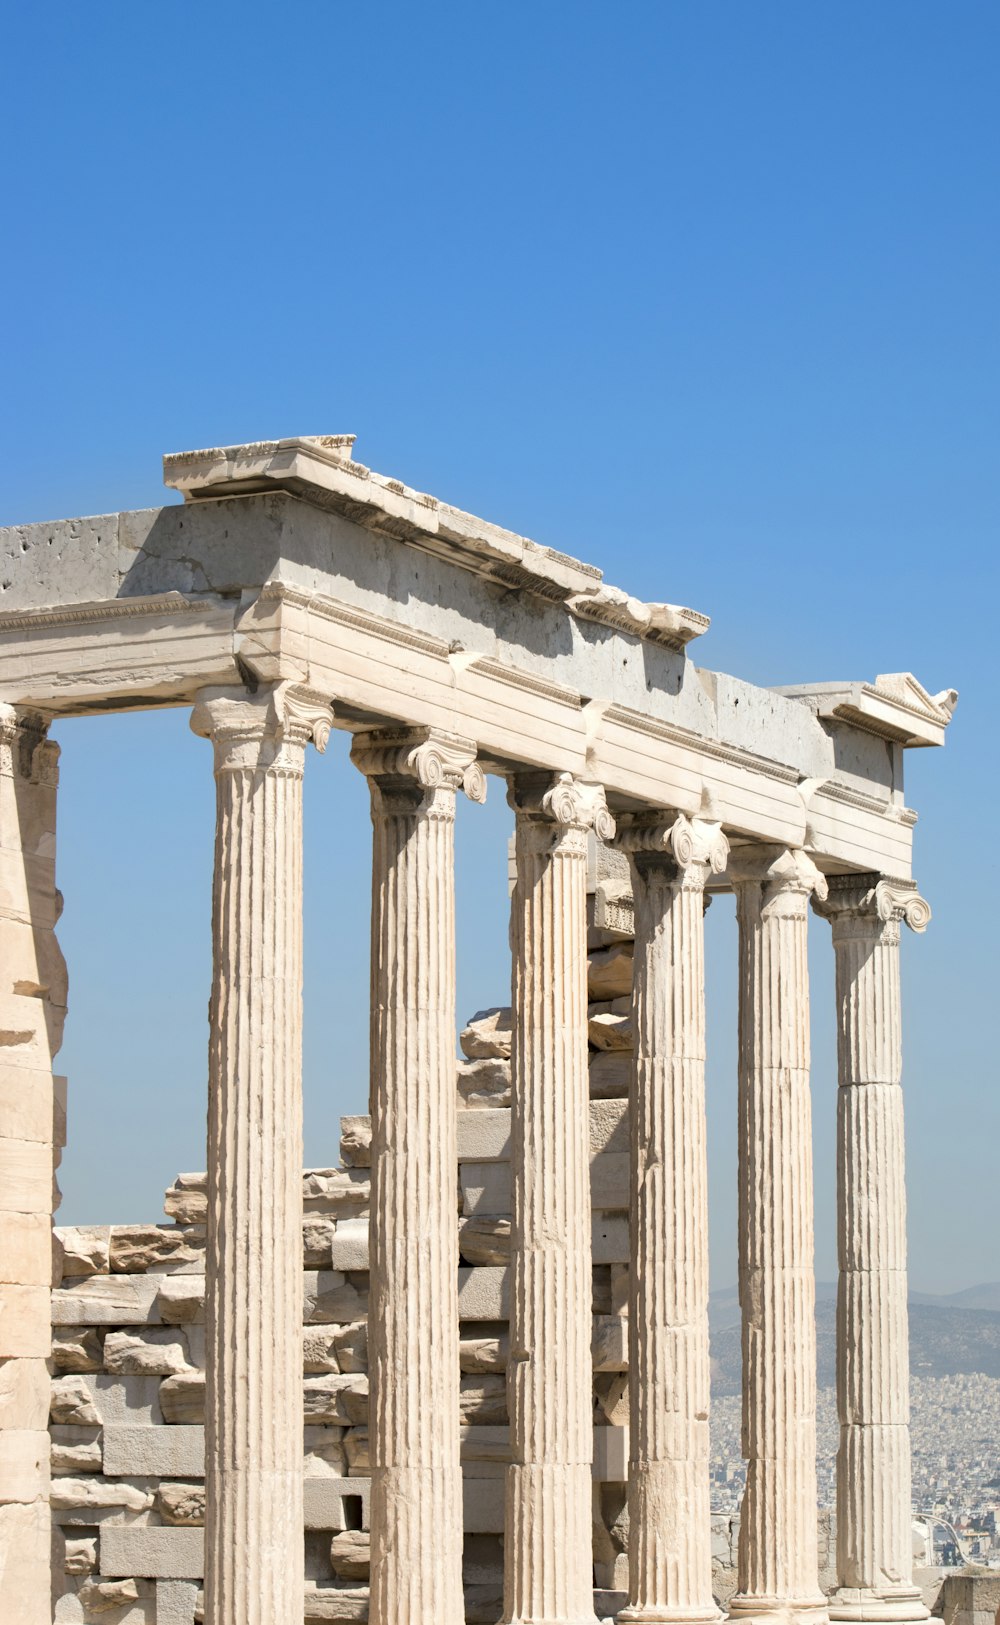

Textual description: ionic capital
[0,703,58,787]
[814,871,931,944]
[191,682,332,775]
[614,809,728,888]
[729,843,829,916]
[508,770,615,854]
[351,726,486,816]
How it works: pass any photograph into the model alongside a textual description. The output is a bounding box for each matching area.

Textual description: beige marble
[0,706,64,1625]
[729,847,830,1625]
[192,683,331,1625]
[351,727,485,1625]
[816,875,930,1624]
[615,813,728,1625]
[503,772,613,1625]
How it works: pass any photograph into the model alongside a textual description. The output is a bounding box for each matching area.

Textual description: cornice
[0,592,217,634]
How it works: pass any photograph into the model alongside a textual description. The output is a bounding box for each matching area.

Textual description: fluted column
[614,813,729,1625]
[351,727,486,1625]
[503,772,614,1625]
[192,683,331,1625]
[815,875,930,1623]
[729,846,829,1625]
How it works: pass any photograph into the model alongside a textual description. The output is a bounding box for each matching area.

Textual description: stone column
[0,706,65,1625]
[815,875,930,1624]
[503,771,614,1625]
[729,846,829,1625]
[350,727,486,1625]
[614,812,729,1625]
[192,683,331,1625]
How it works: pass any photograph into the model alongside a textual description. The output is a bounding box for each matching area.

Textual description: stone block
[50,1475,153,1514]
[587,942,633,999]
[338,1117,371,1168]
[163,1178,207,1228]
[304,1426,346,1477]
[0,1499,51,1625]
[329,1218,369,1272]
[592,1213,629,1264]
[333,1321,367,1373]
[155,1275,204,1324]
[158,1372,204,1425]
[462,1474,505,1534]
[457,1266,509,1320]
[0,1211,52,1284]
[342,1427,368,1472]
[460,1334,508,1374]
[0,1064,61,1145]
[82,1373,163,1426]
[109,1226,202,1274]
[302,1169,370,1214]
[593,1424,629,1480]
[303,1216,335,1267]
[304,1374,368,1426]
[589,1051,630,1098]
[592,1315,627,1372]
[52,1274,161,1326]
[589,1098,629,1154]
[458,1216,510,1265]
[64,1535,98,1574]
[460,1425,510,1462]
[329,1529,369,1580]
[0,1136,52,1212]
[459,1375,508,1423]
[456,1109,510,1161]
[51,1327,103,1372]
[304,1328,341,1374]
[0,1429,49,1502]
[54,1226,110,1277]
[100,1524,203,1579]
[156,1580,199,1625]
[156,1482,205,1526]
[0,1356,48,1429]
[50,1376,101,1425]
[50,1426,102,1475]
[0,1282,50,1356]
[103,1330,190,1376]
[304,1475,371,1532]
[460,1007,511,1060]
[591,1154,629,1211]
[588,1007,633,1051]
[304,1272,368,1324]
[457,1058,510,1107]
[462,1155,628,1214]
[303,1586,369,1621]
[103,1425,205,1478]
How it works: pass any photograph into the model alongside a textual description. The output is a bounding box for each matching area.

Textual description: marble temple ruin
[0,436,956,1625]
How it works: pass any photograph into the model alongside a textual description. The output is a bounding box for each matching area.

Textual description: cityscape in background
[709,1285,1000,1568]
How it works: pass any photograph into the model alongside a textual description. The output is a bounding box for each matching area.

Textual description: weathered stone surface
[50,1476,153,1513]
[588,1050,630,1098]
[51,1426,102,1475]
[343,1427,369,1472]
[338,1117,371,1169]
[303,1217,335,1268]
[0,1428,49,1501]
[52,1275,161,1327]
[591,1315,627,1373]
[302,1169,370,1214]
[0,1282,51,1356]
[459,1006,512,1061]
[163,1176,207,1229]
[156,1482,205,1526]
[64,1535,98,1574]
[458,1376,508,1424]
[304,1272,369,1325]
[103,1425,204,1478]
[303,1375,368,1426]
[158,1373,205,1425]
[456,1057,511,1108]
[303,1475,371,1533]
[587,942,633,1000]
[455,1108,510,1162]
[304,1426,346,1477]
[103,1330,190,1377]
[328,1218,368,1272]
[108,1227,202,1274]
[50,1376,102,1425]
[332,1322,367,1375]
[78,1576,143,1612]
[155,1579,200,1625]
[99,1524,203,1579]
[302,1585,370,1622]
[587,1004,634,1051]
[330,1530,370,1580]
[304,1330,341,1374]
[456,1266,508,1321]
[154,1276,204,1325]
[0,1355,48,1429]
[51,1326,104,1372]
[459,1335,508,1374]
[458,1216,511,1265]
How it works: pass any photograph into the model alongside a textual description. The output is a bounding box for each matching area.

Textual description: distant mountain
[708,1286,1000,1396]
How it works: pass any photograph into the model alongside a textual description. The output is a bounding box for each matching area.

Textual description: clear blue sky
[2,3,996,1294]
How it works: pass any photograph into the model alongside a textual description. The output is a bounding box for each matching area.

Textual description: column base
[828,1590,929,1623]
[619,1606,724,1624]
[728,1593,830,1625]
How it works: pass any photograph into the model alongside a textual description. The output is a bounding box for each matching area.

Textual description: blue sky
[2,3,996,1292]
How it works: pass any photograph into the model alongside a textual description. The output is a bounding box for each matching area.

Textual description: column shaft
[819,876,929,1623]
[0,708,65,1625]
[730,847,828,1624]
[193,686,330,1625]
[616,814,727,1625]
[504,773,613,1625]
[352,728,485,1625]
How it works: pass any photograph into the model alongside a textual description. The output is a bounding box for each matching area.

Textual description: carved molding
[815,871,931,937]
[729,843,829,910]
[351,726,486,808]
